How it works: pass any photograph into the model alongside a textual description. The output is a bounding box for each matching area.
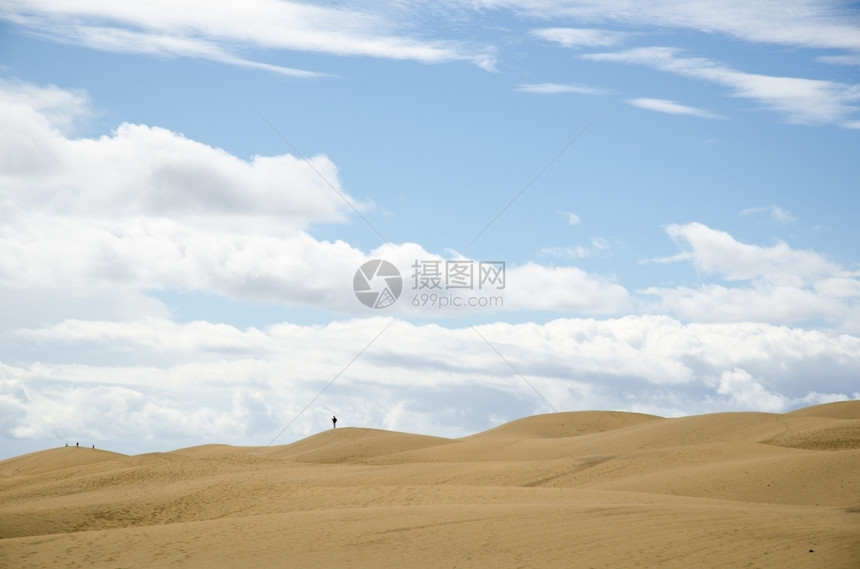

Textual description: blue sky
[1,1,859,458]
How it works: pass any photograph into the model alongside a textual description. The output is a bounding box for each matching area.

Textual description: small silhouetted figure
[332,415,337,429]
[65,443,68,447]
[76,442,79,447]
[92,444,95,449]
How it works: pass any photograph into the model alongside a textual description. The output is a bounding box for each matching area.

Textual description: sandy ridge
[1,401,858,568]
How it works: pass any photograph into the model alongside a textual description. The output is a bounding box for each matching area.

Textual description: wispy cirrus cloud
[482,0,860,53]
[628,97,722,119]
[516,82,605,95]
[585,47,860,126]
[531,27,629,48]
[0,0,496,73]
[53,25,327,78]
[740,205,796,224]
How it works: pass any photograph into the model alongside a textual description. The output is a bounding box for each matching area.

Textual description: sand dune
[464,410,662,439]
[257,427,455,463]
[788,399,860,419]
[0,446,125,477]
[1,402,858,568]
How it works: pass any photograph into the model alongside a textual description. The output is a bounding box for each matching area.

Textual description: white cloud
[18,318,274,355]
[586,47,860,126]
[9,0,858,78]
[0,0,495,72]
[0,78,91,132]
[540,246,590,259]
[516,83,604,95]
[4,315,858,453]
[0,214,629,316]
[1,77,858,458]
[8,383,271,441]
[504,263,630,313]
[642,282,846,324]
[0,82,358,230]
[663,222,839,281]
[820,53,860,67]
[531,27,628,48]
[0,78,372,307]
[482,0,860,52]
[815,277,860,298]
[0,216,369,307]
[740,205,797,223]
[54,22,326,78]
[0,79,632,320]
[540,236,618,261]
[565,211,581,225]
[715,368,787,412]
[628,97,722,119]
[641,223,860,328]
[591,236,616,253]
[0,79,363,310]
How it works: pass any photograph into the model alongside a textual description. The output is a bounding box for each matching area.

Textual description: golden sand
[2,401,858,568]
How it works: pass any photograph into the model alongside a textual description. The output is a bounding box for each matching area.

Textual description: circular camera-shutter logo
[353,259,402,309]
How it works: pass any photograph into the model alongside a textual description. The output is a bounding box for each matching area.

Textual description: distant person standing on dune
[332,415,337,429]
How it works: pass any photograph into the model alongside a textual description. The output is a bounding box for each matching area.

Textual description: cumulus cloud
[715,368,788,412]
[0,79,371,311]
[0,78,91,133]
[504,263,629,313]
[2,77,858,458]
[660,223,838,281]
[0,217,368,307]
[642,223,860,328]
[4,315,858,453]
[642,282,846,324]
[0,85,358,230]
[0,79,631,323]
